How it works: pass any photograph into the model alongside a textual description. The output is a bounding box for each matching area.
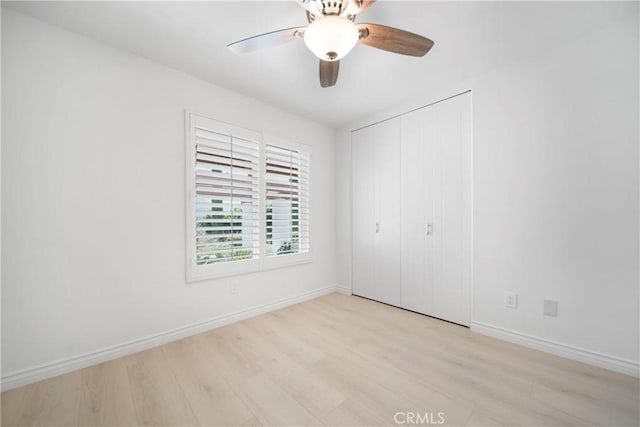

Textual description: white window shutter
[192,121,260,266]
[265,144,311,256]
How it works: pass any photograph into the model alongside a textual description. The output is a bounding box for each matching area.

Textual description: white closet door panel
[458,93,473,325]
[352,129,375,299]
[401,109,433,314]
[432,93,472,326]
[351,118,401,306]
[373,117,401,306]
[424,106,438,314]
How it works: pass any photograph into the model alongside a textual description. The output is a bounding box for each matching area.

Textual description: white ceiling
[3,1,634,128]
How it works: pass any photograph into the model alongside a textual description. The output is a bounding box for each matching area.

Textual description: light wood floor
[2,293,639,426]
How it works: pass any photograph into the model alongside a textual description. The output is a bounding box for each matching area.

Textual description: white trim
[470,321,640,378]
[335,285,352,295]
[0,286,338,392]
[263,134,312,156]
[468,90,475,325]
[185,110,193,281]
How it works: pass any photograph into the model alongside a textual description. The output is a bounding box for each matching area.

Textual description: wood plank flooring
[2,293,639,426]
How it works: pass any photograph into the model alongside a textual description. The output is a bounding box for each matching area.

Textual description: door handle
[427,223,433,236]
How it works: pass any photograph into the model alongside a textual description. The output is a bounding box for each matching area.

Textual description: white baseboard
[470,321,640,378]
[335,285,352,295]
[0,285,338,391]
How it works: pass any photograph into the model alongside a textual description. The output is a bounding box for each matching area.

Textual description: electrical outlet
[229,282,238,295]
[504,291,518,309]
[544,300,558,317]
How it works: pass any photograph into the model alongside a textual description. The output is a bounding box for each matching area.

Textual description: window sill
[187,253,312,283]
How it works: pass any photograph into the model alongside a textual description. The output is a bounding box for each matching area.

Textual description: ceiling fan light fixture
[303,15,358,61]
[228,1,434,88]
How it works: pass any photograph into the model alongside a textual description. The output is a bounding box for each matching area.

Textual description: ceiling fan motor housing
[317,0,347,15]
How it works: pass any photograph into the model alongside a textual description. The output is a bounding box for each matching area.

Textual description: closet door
[352,125,375,302]
[431,93,472,326]
[401,92,472,326]
[401,108,435,315]
[352,118,401,306]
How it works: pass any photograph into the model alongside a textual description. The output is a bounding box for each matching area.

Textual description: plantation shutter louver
[265,144,311,256]
[193,122,260,265]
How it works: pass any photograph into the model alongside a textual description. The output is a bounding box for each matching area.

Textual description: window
[265,144,311,257]
[187,114,261,280]
[186,113,311,281]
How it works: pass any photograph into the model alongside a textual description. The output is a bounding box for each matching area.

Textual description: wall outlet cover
[504,291,518,309]
[229,282,238,295]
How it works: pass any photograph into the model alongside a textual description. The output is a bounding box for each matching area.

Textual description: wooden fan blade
[227,27,305,54]
[357,23,434,57]
[319,60,340,88]
[343,0,376,15]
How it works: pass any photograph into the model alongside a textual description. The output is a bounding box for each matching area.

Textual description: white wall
[472,14,638,367]
[1,9,336,386]
[336,13,639,372]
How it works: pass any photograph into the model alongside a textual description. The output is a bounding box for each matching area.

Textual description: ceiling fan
[227,0,434,88]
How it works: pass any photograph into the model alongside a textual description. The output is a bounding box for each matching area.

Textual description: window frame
[186,112,312,282]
